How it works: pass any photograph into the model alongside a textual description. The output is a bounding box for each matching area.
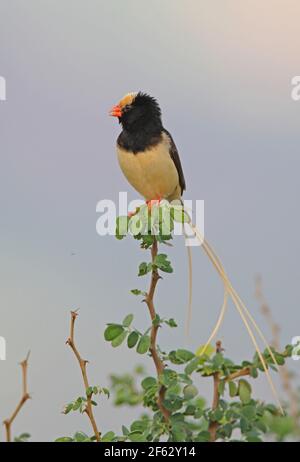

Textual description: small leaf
[128,431,145,442]
[127,331,139,348]
[184,357,200,375]
[154,254,173,273]
[218,380,225,396]
[101,431,116,442]
[241,405,256,421]
[122,313,134,327]
[238,379,252,404]
[141,376,157,390]
[74,431,89,442]
[195,343,215,357]
[55,437,73,442]
[86,386,93,397]
[195,431,211,442]
[104,324,124,341]
[138,262,151,277]
[131,289,146,296]
[183,384,198,400]
[64,403,73,414]
[165,318,177,328]
[228,381,238,397]
[176,349,195,363]
[136,335,151,354]
[116,216,129,239]
[111,330,127,347]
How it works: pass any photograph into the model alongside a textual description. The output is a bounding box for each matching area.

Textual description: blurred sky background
[0,0,300,441]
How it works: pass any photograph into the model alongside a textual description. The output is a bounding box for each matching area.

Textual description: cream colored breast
[117,132,180,201]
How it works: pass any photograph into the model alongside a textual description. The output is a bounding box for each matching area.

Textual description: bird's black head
[109,92,162,134]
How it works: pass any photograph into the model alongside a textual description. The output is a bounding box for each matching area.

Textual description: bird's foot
[146,197,162,211]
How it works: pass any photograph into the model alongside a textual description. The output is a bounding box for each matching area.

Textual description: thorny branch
[3,351,31,442]
[66,310,101,442]
[144,239,170,423]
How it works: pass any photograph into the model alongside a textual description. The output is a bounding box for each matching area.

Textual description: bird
[109,92,283,412]
[109,92,185,204]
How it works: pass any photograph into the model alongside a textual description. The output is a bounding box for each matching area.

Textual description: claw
[146,197,162,211]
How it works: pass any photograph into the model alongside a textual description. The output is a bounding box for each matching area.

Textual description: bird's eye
[122,104,132,113]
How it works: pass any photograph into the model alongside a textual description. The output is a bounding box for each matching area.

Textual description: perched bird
[110,92,283,412]
[109,92,185,203]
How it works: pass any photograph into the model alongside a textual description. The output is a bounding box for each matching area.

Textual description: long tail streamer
[182,212,283,414]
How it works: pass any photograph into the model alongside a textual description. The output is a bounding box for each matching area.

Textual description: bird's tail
[181,207,283,413]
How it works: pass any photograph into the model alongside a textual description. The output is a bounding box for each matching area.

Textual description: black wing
[163,128,186,195]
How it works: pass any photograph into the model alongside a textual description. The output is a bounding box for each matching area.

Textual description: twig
[66,310,101,442]
[208,341,222,442]
[255,276,299,420]
[144,239,170,423]
[3,351,31,442]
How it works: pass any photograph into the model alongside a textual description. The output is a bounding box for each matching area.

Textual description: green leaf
[152,314,161,327]
[141,376,157,390]
[212,352,224,369]
[241,405,256,421]
[116,216,129,239]
[104,324,124,341]
[184,357,200,375]
[195,343,215,357]
[184,404,196,415]
[130,289,146,296]
[102,387,110,398]
[74,431,89,442]
[218,380,225,396]
[171,423,187,442]
[127,331,139,348]
[136,335,151,354]
[55,437,74,442]
[183,384,198,400]
[161,369,178,387]
[238,379,252,404]
[64,403,73,414]
[101,431,116,442]
[176,349,195,363]
[164,397,183,412]
[154,254,173,273]
[250,367,258,378]
[165,318,177,328]
[195,431,211,442]
[219,423,233,439]
[228,381,238,397]
[122,313,134,327]
[138,262,152,277]
[128,431,145,442]
[111,330,127,347]
[122,425,129,436]
[86,386,93,397]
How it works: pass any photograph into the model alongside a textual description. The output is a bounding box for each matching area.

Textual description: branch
[3,351,31,442]
[144,239,170,423]
[208,341,222,442]
[66,310,101,442]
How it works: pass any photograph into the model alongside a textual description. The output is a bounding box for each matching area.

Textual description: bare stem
[66,311,101,442]
[144,239,170,423]
[3,351,31,442]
